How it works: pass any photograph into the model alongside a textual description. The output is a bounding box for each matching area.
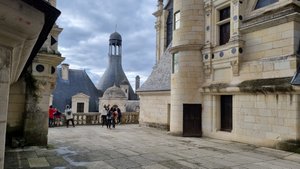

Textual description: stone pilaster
[231,0,242,41]
[170,0,205,135]
[0,46,11,168]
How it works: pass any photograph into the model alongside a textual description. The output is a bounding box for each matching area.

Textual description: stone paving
[4,124,300,169]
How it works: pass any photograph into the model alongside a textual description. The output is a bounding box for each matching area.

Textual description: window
[217,6,230,46]
[166,7,173,47]
[172,53,179,74]
[255,0,279,9]
[77,102,84,113]
[174,11,180,30]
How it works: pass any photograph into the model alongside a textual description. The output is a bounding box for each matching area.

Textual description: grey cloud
[57,0,156,85]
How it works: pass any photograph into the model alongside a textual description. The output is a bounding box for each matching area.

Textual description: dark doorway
[183,104,202,137]
[221,95,232,132]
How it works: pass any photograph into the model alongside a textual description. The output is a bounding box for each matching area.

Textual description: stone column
[0,46,11,168]
[170,0,205,135]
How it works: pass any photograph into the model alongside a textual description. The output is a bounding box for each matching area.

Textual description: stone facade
[0,0,61,167]
[139,0,300,147]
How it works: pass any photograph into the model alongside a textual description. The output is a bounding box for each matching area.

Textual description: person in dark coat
[117,107,122,124]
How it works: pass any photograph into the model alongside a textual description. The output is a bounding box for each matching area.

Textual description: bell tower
[97,32,137,100]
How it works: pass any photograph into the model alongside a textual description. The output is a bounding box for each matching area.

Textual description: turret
[97,32,137,100]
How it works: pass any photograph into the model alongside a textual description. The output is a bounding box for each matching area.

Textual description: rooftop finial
[115,24,117,32]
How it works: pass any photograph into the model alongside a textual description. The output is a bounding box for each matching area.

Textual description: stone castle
[138,0,300,147]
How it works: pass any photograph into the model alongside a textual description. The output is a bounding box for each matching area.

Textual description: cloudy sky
[56,0,157,88]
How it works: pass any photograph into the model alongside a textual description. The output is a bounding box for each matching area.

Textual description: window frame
[216,5,231,46]
[254,0,279,10]
[174,11,180,30]
[77,102,84,113]
[172,52,179,74]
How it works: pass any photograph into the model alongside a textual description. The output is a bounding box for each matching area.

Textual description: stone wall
[7,79,26,143]
[138,92,170,130]
[202,93,300,147]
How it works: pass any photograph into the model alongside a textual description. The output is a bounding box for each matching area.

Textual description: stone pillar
[0,46,11,168]
[23,54,64,145]
[170,0,205,135]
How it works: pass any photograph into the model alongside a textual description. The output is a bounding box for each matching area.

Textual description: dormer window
[255,0,279,10]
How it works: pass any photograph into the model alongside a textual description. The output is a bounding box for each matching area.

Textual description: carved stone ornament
[0,46,11,70]
[231,60,239,76]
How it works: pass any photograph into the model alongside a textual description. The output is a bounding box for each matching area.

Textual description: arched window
[255,0,278,10]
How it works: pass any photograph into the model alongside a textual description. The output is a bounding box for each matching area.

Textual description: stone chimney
[135,75,140,91]
[61,63,69,80]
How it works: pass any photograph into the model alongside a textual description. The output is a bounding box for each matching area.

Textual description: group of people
[49,104,122,129]
[101,104,122,129]
[48,105,75,128]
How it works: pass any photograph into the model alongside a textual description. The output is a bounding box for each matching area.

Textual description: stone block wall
[238,22,297,82]
[139,92,170,130]
[7,79,26,142]
[202,93,300,147]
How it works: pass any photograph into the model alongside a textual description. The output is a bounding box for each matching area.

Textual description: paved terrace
[5,125,300,169]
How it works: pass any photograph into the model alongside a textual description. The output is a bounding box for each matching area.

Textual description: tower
[97,32,137,100]
[169,0,205,135]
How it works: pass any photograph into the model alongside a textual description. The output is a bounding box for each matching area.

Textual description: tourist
[117,107,122,124]
[106,107,113,129]
[48,105,56,127]
[112,108,118,128]
[65,105,75,128]
[54,110,62,126]
[102,104,109,127]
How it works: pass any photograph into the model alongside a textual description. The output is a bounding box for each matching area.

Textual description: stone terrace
[5,125,300,169]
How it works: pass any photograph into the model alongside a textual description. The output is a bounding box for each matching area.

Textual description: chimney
[135,75,140,91]
[61,63,69,80]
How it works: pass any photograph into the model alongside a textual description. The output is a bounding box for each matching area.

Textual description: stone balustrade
[53,112,139,127]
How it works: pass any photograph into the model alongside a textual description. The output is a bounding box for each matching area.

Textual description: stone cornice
[241,4,300,33]
[136,90,170,95]
[35,53,65,66]
[169,44,204,54]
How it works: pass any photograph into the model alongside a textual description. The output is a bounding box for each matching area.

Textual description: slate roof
[291,67,300,85]
[137,45,172,92]
[52,68,101,112]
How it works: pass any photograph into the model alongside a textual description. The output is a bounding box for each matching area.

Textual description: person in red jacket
[48,105,56,127]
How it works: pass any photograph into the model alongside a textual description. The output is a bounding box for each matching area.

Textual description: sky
[56,0,157,89]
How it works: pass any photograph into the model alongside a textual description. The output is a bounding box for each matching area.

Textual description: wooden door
[183,104,202,137]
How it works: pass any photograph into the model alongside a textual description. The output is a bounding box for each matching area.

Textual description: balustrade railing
[53,112,139,127]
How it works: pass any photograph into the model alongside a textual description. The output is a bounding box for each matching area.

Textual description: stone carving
[0,46,11,70]
[231,60,239,76]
